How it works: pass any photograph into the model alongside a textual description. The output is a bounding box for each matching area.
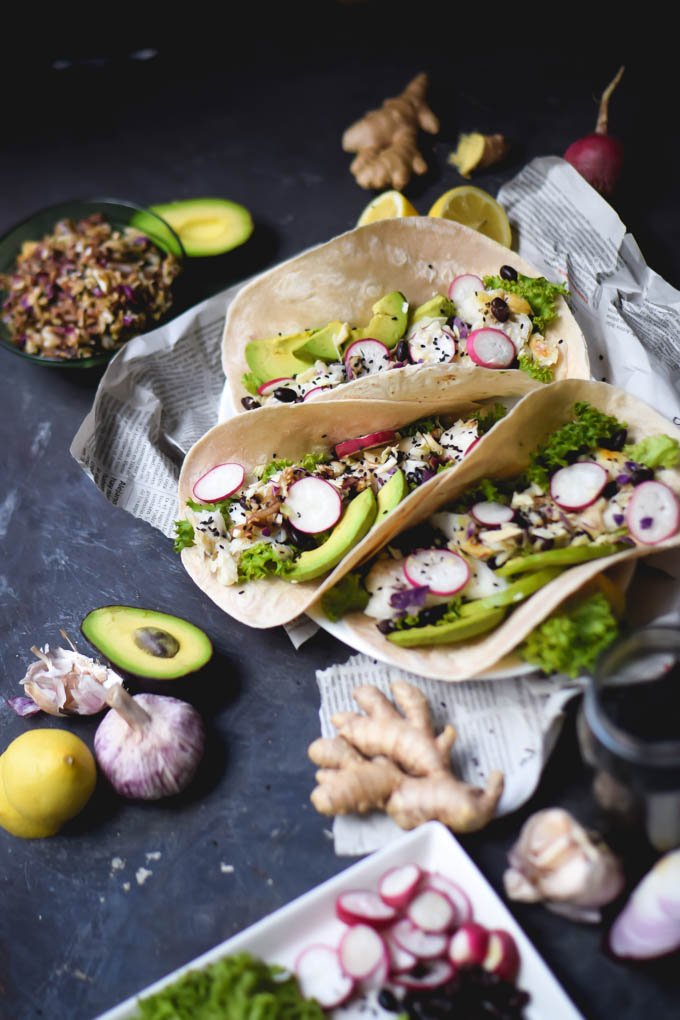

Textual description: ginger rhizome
[342,73,439,191]
[309,681,503,834]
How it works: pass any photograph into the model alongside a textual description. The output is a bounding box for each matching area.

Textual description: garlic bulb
[609,849,680,959]
[94,687,205,800]
[503,808,624,923]
[20,643,123,716]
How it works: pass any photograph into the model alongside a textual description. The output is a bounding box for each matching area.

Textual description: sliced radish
[257,377,294,397]
[465,437,481,457]
[421,873,473,926]
[627,480,680,545]
[335,430,398,460]
[284,476,342,534]
[403,549,470,596]
[407,322,457,365]
[338,924,388,981]
[471,501,514,528]
[336,890,397,928]
[378,864,422,911]
[344,338,391,379]
[448,923,490,968]
[392,959,455,990]
[466,328,516,369]
[303,386,331,401]
[385,932,417,973]
[192,462,245,502]
[390,918,448,959]
[295,944,355,1008]
[483,929,520,983]
[550,461,607,511]
[407,889,456,933]
[448,273,484,307]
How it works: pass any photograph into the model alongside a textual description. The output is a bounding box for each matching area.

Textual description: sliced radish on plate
[385,932,418,973]
[407,322,457,365]
[295,944,355,1008]
[403,549,470,596]
[466,328,516,369]
[448,922,490,967]
[550,461,607,511]
[448,273,484,307]
[627,480,680,545]
[335,430,398,459]
[344,338,391,378]
[392,959,455,990]
[338,924,388,981]
[471,501,514,527]
[284,476,342,534]
[390,918,448,959]
[257,377,294,397]
[303,386,331,401]
[336,889,397,927]
[421,873,473,926]
[378,864,422,910]
[407,889,457,933]
[483,929,520,983]
[192,462,245,502]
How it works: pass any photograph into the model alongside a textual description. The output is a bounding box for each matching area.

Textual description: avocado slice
[459,567,564,616]
[410,294,455,325]
[296,321,350,361]
[81,606,213,680]
[350,291,409,350]
[149,198,253,257]
[376,470,407,523]
[387,606,506,647]
[244,330,316,387]
[495,543,626,578]
[286,487,377,583]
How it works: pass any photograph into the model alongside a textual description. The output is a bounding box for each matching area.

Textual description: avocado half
[149,198,253,257]
[81,606,213,680]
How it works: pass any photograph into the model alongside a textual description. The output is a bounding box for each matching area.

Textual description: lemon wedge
[428,186,513,248]
[357,190,419,227]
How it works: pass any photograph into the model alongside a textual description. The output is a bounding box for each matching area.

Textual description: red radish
[344,338,391,378]
[564,66,625,197]
[407,889,456,933]
[385,932,418,973]
[407,323,457,365]
[403,548,470,596]
[379,864,422,910]
[448,922,490,968]
[335,889,397,928]
[483,929,520,983]
[466,328,515,369]
[390,918,448,959]
[392,959,455,990]
[465,437,480,457]
[550,461,607,511]
[471,501,514,528]
[627,480,680,545]
[421,873,473,926]
[192,462,245,502]
[448,273,483,307]
[338,924,388,981]
[295,944,355,1008]
[303,386,330,401]
[335,430,398,460]
[257,377,294,396]
[284,476,342,534]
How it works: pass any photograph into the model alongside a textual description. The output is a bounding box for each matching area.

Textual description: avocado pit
[133,626,180,659]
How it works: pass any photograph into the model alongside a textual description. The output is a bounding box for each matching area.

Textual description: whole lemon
[0,729,96,838]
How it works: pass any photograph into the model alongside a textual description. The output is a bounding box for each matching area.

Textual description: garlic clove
[19,646,123,716]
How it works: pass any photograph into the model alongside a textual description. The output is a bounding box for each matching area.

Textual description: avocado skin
[350,291,408,350]
[286,488,377,583]
[459,566,564,615]
[245,331,316,386]
[376,469,407,522]
[149,198,253,257]
[496,543,626,578]
[296,321,350,361]
[81,606,213,680]
[387,606,506,647]
[411,294,456,324]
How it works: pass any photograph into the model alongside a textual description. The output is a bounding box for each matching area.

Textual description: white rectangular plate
[97,821,583,1020]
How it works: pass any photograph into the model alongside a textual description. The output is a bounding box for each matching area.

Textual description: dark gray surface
[1,13,678,1019]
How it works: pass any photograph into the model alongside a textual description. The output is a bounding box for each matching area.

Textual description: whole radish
[564,66,624,197]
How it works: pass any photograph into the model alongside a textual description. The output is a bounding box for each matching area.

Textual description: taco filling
[323,403,680,650]
[174,407,506,587]
[240,268,568,409]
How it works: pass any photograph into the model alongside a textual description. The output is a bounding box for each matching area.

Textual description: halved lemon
[357,190,419,227]
[428,186,513,248]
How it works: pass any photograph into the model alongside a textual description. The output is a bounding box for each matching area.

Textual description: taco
[319,380,680,681]
[223,218,589,413]
[175,372,538,628]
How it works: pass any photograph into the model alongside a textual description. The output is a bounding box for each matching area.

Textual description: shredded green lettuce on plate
[519,592,620,678]
[623,434,680,470]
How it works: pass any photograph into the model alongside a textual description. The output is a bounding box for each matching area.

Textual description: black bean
[490,297,510,323]
[513,510,532,530]
[417,605,449,626]
[286,524,318,550]
[378,988,400,1012]
[377,619,396,635]
[602,481,619,500]
[631,465,654,486]
[241,396,261,410]
[395,339,411,363]
[599,427,627,451]
[500,264,518,281]
[273,386,298,403]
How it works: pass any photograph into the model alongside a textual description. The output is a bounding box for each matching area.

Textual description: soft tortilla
[223,217,590,410]
[178,371,540,628]
[331,379,680,682]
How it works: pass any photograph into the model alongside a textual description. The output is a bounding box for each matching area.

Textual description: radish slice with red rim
[338,924,388,981]
[421,872,473,926]
[284,476,342,534]
[550,461,608,511]
[295,944,355,1008]
[407,889,457,933]
[627,480,680,545]
[303,386,331,401]
[482,929,520,983]
[257,377,294,396]
[466,328,516,369]
[404,549,470,596]
[392,959,455,990]
[448,273,484,307]
[390,918,448,959]
[385,932,417,973]
[335,430,398,460]
[192,462,245,502]
[448,922,490,967]
[336,889,397,927]
[471,501,514,528]
[344,338,391,378]
[378,863,422,910]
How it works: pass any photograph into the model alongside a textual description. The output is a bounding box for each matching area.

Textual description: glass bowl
[0,198,184,369]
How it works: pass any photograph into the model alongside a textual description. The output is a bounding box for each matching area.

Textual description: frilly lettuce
[519,592,619,677]
[624,434,680,470]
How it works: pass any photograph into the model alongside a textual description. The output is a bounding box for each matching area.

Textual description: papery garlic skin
[609,850,680,959]
[504,808,624,922]
[20,647,123,716]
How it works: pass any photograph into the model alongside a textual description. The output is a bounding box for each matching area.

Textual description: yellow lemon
[428,186,513,248]
[0,729,96,839]
[357,190,419,227]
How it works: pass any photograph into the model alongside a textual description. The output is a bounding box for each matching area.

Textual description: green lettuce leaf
[173,519,195,553]
[450,476,512,513]
[623,434,680,470]
[519,592,620,677]
[237,543,293,581]
[517,351,554,383]
[321,573,369,621]
[241,371,261,396]
[399,415,443,439]
[391,598,463,631]
[471,403,507,434]
[483,272,569,332]
[527,401,626,488]
[257,451,328,483]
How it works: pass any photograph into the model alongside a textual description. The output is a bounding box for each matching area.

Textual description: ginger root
[448,132,509,178]
[309,680,503,834]
[342,74,439,191]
